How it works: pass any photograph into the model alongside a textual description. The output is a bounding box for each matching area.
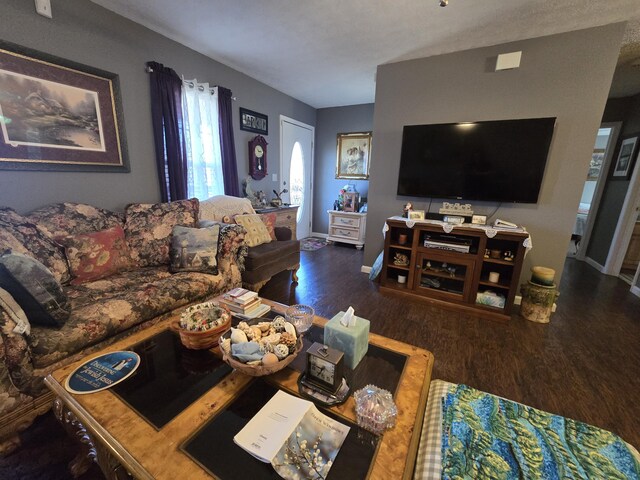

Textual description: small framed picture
[612,136,638,179]
[408,210,425,220]
[343,192,359,212]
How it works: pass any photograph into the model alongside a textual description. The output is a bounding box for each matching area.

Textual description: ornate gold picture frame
[336,131,371,179]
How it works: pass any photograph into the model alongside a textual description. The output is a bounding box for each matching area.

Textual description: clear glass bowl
[284,304,315,333]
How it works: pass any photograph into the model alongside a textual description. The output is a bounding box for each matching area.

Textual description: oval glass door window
[290,142,304,223]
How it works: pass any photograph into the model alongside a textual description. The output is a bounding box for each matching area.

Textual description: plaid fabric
[413,379,455,480]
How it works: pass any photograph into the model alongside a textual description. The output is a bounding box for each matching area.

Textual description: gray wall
[0,0,315,213]
[587,93,640,265]
[313,104,374,233]
[365,24,626,287]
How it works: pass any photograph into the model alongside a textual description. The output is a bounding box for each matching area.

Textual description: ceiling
[91,0,640,108]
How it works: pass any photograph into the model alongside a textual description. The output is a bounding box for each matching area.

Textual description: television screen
[397,117,556,203]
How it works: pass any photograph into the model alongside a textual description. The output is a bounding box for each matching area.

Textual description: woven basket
[172,303,231,350]
[218,318,303,376]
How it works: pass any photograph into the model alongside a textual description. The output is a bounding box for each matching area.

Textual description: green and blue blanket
[442,384,640,479]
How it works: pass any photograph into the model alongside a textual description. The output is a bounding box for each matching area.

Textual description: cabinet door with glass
[414,252,475,303]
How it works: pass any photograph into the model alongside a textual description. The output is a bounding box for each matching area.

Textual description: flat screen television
[397,117,556,203]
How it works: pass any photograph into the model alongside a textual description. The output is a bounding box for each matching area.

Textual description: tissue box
[324,311,370,369]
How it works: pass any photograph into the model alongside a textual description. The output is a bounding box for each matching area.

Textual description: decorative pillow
[0,287,31,335]
[260,213,277,241]
[56,225,133,285]
[26,202,124,237]
[0,252,70,328]
[233,214,272,247]
[0,207,70,284]
[124,198,199,267]
[169,225,220,274]
[199,195,255,222]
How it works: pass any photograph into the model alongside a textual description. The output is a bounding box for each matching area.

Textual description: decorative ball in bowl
[173,302,231,350]
[284,304,315,333]
[218,316,303,376]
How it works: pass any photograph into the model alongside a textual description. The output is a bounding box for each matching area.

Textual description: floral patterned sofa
[0,200,247,453]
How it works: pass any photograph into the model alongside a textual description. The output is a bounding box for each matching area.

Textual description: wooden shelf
[421,270,466,282]
[478,279,511,290]
[390,244,412,250]
[387,263,410,271]
[483,258,516,266]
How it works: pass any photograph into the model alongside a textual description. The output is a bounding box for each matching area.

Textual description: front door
[280,116,314,239]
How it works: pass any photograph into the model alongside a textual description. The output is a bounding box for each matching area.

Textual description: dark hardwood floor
[3,243,639,479]
[261,243,640,449]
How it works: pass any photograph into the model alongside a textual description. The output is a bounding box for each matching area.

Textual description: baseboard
[631,285,640,298]
[585,256,606,273]
[361,265,371,274]
[310,232,328,239]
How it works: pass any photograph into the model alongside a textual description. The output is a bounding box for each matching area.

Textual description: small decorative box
[324,311,369,369]
[353,384,398,435]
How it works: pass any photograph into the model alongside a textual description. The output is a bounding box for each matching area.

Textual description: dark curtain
[147,61,188,202]
[217,87,240,197]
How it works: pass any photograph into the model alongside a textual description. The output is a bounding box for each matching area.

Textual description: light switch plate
[272,173,277,182]
[35,0,52,18]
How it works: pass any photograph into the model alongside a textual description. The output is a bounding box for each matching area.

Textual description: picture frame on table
[342,192,359,212]
[0,40,129,172]
[612,136,638,179]
[408,210,425,220]
[336,132,371,179]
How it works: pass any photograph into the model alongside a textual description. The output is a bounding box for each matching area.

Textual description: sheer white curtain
[181,80,225,199]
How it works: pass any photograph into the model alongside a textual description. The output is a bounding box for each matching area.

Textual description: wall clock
[249,135,268,180]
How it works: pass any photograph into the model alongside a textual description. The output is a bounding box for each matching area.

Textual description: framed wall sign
[0,40,129,172]
[239,107,268,135]
[612,135,638,179]
[336,131,371,179]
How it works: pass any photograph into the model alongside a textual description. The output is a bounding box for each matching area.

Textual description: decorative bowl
[284,304,315,333]
[172,302,231,350]
[218,317,303,377]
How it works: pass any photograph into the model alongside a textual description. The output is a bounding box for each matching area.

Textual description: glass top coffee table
[45,298,434,480]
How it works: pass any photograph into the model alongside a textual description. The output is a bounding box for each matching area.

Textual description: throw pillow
[233,214,272,247]
[124,198,199,267]
[260,213,277,241]
[199,195,255,221]
[0,287,31,335]
[0,207,70,284]
[169,225,220,274]
[0,252,70,328]
[56,225,133,285]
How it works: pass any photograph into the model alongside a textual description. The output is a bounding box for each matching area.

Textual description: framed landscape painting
[0,40,129,171]
[336,132,371,179]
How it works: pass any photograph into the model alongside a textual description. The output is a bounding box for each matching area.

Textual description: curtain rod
[146,65,237,100]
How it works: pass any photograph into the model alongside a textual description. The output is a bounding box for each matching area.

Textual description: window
[181,81,225,199]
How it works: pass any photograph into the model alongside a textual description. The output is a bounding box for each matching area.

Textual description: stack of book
[219,288,270,319]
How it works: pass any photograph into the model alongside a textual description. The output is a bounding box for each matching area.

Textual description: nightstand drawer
[331,214,361,228]
[330,226,358,238]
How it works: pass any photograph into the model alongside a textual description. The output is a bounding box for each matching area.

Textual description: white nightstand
[326,210,367,249]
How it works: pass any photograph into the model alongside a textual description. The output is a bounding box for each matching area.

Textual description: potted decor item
[219,316,303,376]
[173,302,232,350]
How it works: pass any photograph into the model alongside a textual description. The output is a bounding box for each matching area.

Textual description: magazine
[234,390,350,480]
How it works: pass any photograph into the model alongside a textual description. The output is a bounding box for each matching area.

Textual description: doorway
[280,116,314,239]
[573,123,621,259]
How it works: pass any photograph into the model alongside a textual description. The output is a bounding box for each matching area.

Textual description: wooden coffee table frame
[45,299,434,480]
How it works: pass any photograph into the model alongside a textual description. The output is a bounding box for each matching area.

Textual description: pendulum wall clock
[249,135,268,180]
